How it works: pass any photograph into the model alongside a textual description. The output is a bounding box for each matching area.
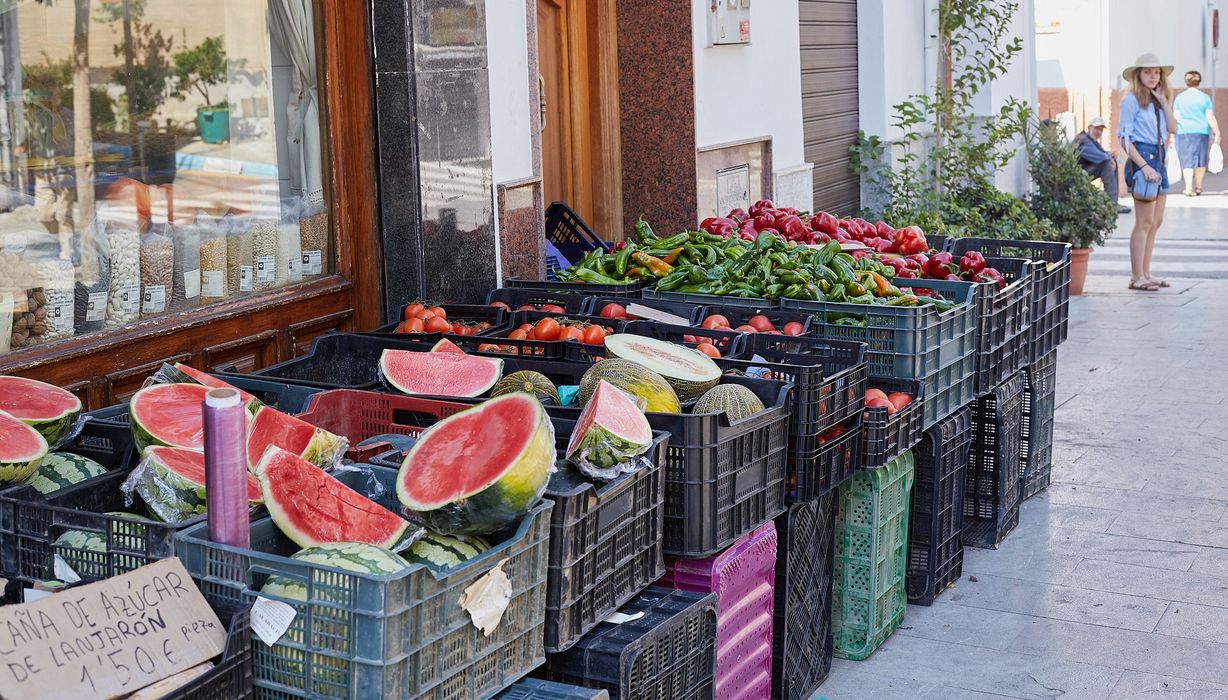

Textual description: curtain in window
[268,0,321,202]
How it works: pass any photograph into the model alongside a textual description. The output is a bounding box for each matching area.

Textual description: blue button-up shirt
[1118,91,1168,146]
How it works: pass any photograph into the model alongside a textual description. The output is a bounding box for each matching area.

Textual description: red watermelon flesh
[379,349,503,397]
[256,446,409,549]
[130,383,212,451]
[172,363,256,404]
[0,410,49,481]
[431,338,465,354]
[246,406,346,469]
[566,380,653,455]
[0,376,81,422]
[145,446,262,501]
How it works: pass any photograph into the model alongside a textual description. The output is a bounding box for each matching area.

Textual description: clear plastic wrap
[74,219,112,334]
[23,232,74,343]
[170,221,201,311]
[298,197,328,278]
[199,214,228,301]
[121,448,260,524]
[225,214,253,296]
[139,227,174,318]
[105,224,141,327]
[565,383,654,481]
[277,217,302,286]
[249,220,281,292]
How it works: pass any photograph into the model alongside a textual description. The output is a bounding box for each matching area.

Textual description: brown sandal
[1148,277,1171,288]
[1129,278,1160,291]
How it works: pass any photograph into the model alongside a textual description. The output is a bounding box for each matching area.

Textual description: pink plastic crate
[661,522,778,700]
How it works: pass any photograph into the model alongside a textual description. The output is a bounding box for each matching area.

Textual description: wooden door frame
[0,0,380,403]
[589,0,623,240]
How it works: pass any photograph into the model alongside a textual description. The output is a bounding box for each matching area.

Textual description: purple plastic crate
[660,522,778,700]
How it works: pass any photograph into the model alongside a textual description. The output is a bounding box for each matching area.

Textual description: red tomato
[560,325,585,341]
[695,342,721,358]
[489,301,510,311]
[582,325,606,345]
[865,388,889,403]
[747,315,774,332]
[509,328,528,340]
[477,322,491,330]
[782,321,805,336]
[682,334,698,344]
[518,323,535,333]
[477,343,500,352]
[401,317,425,333]
[424,316,450,333]
[416,309,435,320]
[534,317,562,341]
[540,304,566,314]
[427,306,447,320]
[702,314,731,329]
[866,396,896,414]
[887,392,913,411]
[599,303,628,319]
[735,325,759,333]
[403,303,424,320]
[518,305,536,311]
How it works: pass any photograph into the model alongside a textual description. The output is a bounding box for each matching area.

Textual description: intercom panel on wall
[707,0,751,46]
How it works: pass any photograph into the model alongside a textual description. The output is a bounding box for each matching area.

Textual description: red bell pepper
[927,251,955,278]
[727,208,749,224]
[906,253,930,270]
[893,226,928,255]
[749,199,776,217]
[812,211,839,235]
[876,221,896,240]
[959,251,987,275]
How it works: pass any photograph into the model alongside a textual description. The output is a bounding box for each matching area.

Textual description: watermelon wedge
[397,393,553,535]
[246,406,347,469]
[255,447,411,549]
[431,338,465,354]
[129,383,212,451]
[170,363,257,405]
[133,446,262,522]
[379,349,503,397]
[0,409,49,482]
[566,380,654,480]
[0,376,82,447]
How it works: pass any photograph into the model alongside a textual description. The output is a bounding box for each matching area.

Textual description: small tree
[171,36,228,110]
[1027,122,1118,249]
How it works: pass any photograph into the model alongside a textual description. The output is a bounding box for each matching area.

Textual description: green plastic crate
[832,450,914,661]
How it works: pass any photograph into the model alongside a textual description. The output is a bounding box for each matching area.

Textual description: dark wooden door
[799,0,860,215]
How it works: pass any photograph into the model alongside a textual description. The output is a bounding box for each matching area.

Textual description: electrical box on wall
[707,0,751,46]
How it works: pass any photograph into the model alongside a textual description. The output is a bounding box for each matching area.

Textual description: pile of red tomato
[395,304,494,335]
[700,313,805,337]
[505,317,610,345]
[864,387,914,415]
[489,301,568,314]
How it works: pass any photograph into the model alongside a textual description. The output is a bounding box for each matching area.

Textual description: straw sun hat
[1122,53,1174,82]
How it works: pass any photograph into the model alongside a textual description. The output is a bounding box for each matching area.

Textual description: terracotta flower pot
[1069,247,1092,295]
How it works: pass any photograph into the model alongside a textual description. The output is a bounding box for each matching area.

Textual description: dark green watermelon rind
[0,418,49,483]
[28,410,81,449]
[24,453,107,494]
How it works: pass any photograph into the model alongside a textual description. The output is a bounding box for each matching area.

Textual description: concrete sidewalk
[816,204,1228,698]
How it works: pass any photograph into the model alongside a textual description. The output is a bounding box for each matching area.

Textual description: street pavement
[816,192,1228,698]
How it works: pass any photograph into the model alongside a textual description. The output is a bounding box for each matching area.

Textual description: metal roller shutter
[799,0,860,215]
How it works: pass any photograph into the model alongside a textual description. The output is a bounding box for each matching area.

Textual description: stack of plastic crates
[542,587,719,700]
[963,371,1026,549]
[771,493,837,699]
[661,521,777,699]
[496,678,610,699]
[907,407,973,605]
[1021,350,1058,499]
[832,451,914,660]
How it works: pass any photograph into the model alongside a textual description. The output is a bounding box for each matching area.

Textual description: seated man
[1074,117,1131,214]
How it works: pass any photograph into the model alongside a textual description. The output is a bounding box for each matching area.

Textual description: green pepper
[834,316,866,327]
[817,241,842,266]
[651,232,691,249]
[844,280,867,297]
[764,283,784,299]
[755,232,776,251]
[885,294,920,306]
[575,268,621,285]
[634,216,655,243]
[656,268,690,291]
[615,245,634,277]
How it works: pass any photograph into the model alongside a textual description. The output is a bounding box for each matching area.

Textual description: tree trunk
[72,0,94,229]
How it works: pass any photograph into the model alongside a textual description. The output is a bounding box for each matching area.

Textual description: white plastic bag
[1210,144,1224,174]
[1166,144,1183,184]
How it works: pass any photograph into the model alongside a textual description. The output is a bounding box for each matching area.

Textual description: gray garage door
[799,0,860,215]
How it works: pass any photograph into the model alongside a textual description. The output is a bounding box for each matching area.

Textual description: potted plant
[172,36,231,144]
[1027,121,1119,294]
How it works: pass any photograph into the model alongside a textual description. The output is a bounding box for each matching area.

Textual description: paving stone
[1044,482,1228,522]
[1154,602,1228,645]
[1106,671,1228,699]
[940,573,1170,632]
[1066,558,1228,609]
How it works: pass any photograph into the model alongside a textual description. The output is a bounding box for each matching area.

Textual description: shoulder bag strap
[1155,96,1164,160]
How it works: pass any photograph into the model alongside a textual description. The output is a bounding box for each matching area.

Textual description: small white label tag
[120,283,140,312]
[51,303,72,331]
[239,266,253,292]
[626,303,690,326]
[603,610,646,625]
[142,284,167,313]
[303,250,322,275]
[53,555,81,584]
[184,269,201,299]
[255,256,275,283]
[286,255,299,277]
[250,596,298,646]
[86,291,107,321]
[201,270,225,298]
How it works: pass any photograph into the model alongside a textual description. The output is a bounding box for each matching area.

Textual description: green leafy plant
[114,19,175,118]
[1027,121,1118,249]
[171,36,230,110]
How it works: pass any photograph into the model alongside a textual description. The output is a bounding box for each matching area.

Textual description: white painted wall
[485,0,534,184]
[691,0,808,201]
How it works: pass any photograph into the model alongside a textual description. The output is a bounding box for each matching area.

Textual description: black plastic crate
[542,587,718,700]
[498,310,627,348]
[968,257,1032,397]
[86,373,323,425]
[742,333,867,434]
[564,320,746,363]
[771,493,837,700]
[508,277,650,298]
[371,302,507,334]
[490,287,592,314]
[1021,350,1058,500]
[951,238,1071,365]
[786,414,862,505]
[580,296,704,324]
[697,304,814,337]
[47,418,138,473]
[963,371,1025,549]
[496,678,610,699]
[861,378,925,470]
[908,406,972,606]
[167,605,254,700]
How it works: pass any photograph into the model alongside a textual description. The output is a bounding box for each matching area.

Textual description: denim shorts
[1124,143,1171,195]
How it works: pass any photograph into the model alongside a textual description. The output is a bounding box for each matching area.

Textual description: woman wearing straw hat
[1118,53,1178,291]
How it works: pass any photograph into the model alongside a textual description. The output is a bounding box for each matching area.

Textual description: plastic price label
[256,256,275,283]
[86,291,107,321]
[120,283,140,312]
[240,266,253,292]
[201,270,225,298]
[251,596,297,646]
[303,250,322,275]
[142,284,167,313]
[51,303,72,331]
[184,269,201,299]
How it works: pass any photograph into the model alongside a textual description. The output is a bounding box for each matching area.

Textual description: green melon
[23,452,107,494]
[578,359,681,413]
[603,334,722,400]
[52,513,146,581]
[403,532,492,573]
[693,384,765,421]
[490,371,560,406]
[260,542,410,692]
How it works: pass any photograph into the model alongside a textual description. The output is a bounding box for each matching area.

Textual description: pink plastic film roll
[203,387,250,548]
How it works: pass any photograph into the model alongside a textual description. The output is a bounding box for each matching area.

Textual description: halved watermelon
[0,376,82,446]
[0,409,49,482]
[379,349,503,397]
[169,363,257,406]
[134,446,262,522]
[566,380,653,480]
[431,338,465,354]
[129,383,211,451]
[255,447,410,549]
[603,334,722,399]
[397,393,553,535]
[246,406,347,469]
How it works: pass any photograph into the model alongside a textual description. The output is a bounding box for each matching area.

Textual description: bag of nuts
[139,227,174,318]
[298,196,328,279]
